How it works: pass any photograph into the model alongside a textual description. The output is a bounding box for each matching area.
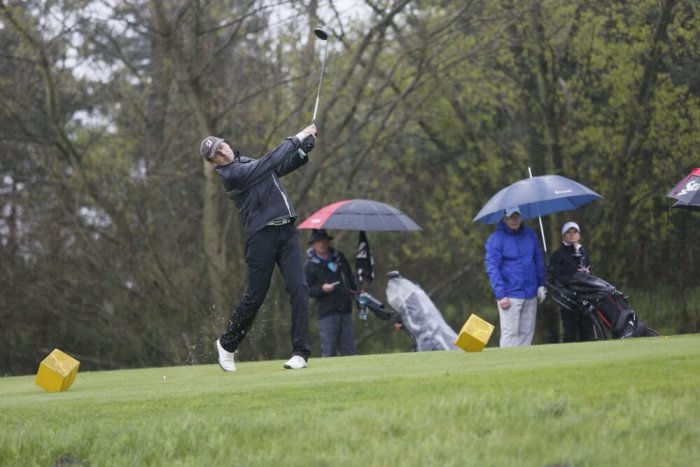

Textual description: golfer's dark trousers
[220,223,311,360]
[560,306,595,343]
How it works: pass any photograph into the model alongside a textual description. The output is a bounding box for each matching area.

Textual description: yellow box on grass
[35,349,80,392]
[455,314,495,352]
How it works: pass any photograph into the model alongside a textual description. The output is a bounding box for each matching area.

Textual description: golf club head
[314,27,330,41]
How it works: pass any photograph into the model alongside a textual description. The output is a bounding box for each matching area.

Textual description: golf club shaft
[312,39,329,122]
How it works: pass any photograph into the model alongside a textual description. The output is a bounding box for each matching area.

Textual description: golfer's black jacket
[305,248,357,319]
[216,136,307,235]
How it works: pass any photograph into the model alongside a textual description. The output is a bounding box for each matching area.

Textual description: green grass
[2,335,699,466]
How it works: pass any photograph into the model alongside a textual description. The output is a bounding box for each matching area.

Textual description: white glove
[537,286,547,304]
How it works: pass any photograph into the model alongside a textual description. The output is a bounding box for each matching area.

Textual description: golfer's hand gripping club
[295,123,317,157]
[301,135,316,154]
[297,124,317,139]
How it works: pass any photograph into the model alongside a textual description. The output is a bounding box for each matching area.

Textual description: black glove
[301,135,316,154]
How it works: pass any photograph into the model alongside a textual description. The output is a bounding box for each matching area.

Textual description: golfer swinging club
[199,123,317,371]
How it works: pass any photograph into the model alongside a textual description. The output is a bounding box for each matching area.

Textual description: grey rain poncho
[385,273,458,351]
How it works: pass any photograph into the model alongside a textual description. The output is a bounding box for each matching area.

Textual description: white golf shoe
[215,339,236,372]
[283,355,307,370]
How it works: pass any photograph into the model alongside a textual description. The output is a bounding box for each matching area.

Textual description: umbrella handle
[537,216,547,255]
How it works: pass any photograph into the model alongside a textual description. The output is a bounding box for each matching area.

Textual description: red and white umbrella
[298,199,422,232]
[667,168,700,211]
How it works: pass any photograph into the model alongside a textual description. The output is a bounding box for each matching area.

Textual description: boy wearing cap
[485,206,547,347]
[304,229,358,357]
[550,222,595,342]
[199,123,317,371]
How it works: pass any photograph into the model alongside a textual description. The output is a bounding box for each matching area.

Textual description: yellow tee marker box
[35,349,80,392]
[454,314,495,352]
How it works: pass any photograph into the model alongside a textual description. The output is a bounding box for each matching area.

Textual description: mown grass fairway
[2,335,699,466]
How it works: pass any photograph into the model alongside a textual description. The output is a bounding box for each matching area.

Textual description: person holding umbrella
[485,206,547,347]
[199,123,317,372]
[304,229,358,357]
[549,222,595,342]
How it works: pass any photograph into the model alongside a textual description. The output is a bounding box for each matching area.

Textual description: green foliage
[627,285,700,335]
[1,335,699,466]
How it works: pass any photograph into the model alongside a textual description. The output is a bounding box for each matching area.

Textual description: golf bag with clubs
[385,271,458,351]
[547,272,659,340]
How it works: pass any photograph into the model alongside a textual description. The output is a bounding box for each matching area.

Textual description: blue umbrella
[473,174,602,224]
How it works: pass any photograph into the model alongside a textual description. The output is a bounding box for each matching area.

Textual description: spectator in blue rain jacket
[485,206,546,347]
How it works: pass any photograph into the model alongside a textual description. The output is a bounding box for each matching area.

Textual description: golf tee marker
[455,314,495,352]
[35,349,80,392]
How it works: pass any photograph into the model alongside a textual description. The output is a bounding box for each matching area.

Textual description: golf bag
[385,271,458,351]
[547,272,659,340]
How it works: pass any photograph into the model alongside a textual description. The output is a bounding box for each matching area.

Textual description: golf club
[312,27,330,122]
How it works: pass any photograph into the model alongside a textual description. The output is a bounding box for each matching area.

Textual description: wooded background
[2,0,699,375]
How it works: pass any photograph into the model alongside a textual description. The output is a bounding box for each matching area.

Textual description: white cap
[561,221,581,235]
[504,206,521,217]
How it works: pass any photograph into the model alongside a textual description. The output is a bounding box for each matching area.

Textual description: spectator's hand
[498,297,511,310]
[301,135,316,154]
[321,282,336,293]
[537,286,547,304]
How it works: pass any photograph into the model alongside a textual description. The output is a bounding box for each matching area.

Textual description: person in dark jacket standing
[199,123,317,372]
[485,206,546,347]
[304,229,357,357]
[549,221,595,342]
